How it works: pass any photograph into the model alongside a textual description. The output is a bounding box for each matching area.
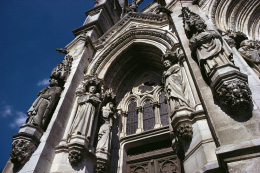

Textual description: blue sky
[0,0,153,170]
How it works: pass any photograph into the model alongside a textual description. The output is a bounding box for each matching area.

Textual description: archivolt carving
[200,0,260,40]
[96,12,169,46]
[89,30,176,75]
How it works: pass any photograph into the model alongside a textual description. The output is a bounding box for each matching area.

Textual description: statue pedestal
[170,106,194,129]
[95,151,111,173]
[10,124,44,167]
[67,135,90,165]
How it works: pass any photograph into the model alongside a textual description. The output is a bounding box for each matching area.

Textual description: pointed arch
[86,28,179,79]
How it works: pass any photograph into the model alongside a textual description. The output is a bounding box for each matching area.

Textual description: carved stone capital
[152,101,160,109]
[136,106,143,113]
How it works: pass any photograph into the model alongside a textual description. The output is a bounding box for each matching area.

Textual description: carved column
[136,106,144,133]
[153,101,162,128]
[119,111,127,138]
[10,55,73,168]
[182,7,252,113]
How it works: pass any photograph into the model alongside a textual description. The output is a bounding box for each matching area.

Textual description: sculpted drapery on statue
[10,55,73,167]
[26,55,73,130]
[67,76,102,165]
[96,89,116,153]
[26,79,62,130]
[188,18,224,75]
[162,49,190,113]
[95,89,116,172]
[71,76,101,138]
[182,7,252,113]
[238,40,260,77]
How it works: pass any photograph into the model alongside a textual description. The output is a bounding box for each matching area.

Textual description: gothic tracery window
[159,91,169,126]
[126,100,138,135]
[143,99,155,131]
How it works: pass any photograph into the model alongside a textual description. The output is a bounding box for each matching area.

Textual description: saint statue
[189,19,225,75]
[162,50,190,113]
[71,84,101,137]
[26,79,62,130]
[96,102,116,152]
[238,39,260,76]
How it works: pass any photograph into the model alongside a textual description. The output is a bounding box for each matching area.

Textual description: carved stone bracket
[211,72,252,113]
[68,149,83,166]
[10,124,43,167]
[10,139,36,167]
[95,158,110,173]
[175,123,193,141]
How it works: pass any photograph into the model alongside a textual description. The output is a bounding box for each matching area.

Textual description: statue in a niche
[238,39,260,77]
[71,77,101,138]
[162,49,190,112]
[189,19,225,75]
[96,90,116,152]
[26,78,62,130]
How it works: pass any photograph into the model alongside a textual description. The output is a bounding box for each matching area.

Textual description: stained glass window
[143,100,155,131]
[159,91,169,126]
[126,100,138,135]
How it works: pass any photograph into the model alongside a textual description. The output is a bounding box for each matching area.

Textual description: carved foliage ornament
[10,139,35,167]
[216,79,251,113]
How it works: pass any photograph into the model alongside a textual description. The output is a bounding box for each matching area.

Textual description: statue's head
[194,19,206,32]
[163,59,172,69]
[88,85,97,94]
[49,78,58,86]
[108,102,114,109]
[162,50,179,69]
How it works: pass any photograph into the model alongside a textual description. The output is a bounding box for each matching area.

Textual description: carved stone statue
[189,19,225,75]
[26,79,62,130]
[238,39,260,76]
[71,84,101,137]
[95,89,116,172]
[162,50,190,113]
[96,102,116,152]
[182,7,252,113]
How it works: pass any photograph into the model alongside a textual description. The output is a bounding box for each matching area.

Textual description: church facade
[3,0,260,172]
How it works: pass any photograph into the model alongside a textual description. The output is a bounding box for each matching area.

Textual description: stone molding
[94,12,169,47]
[90,29,175,75]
